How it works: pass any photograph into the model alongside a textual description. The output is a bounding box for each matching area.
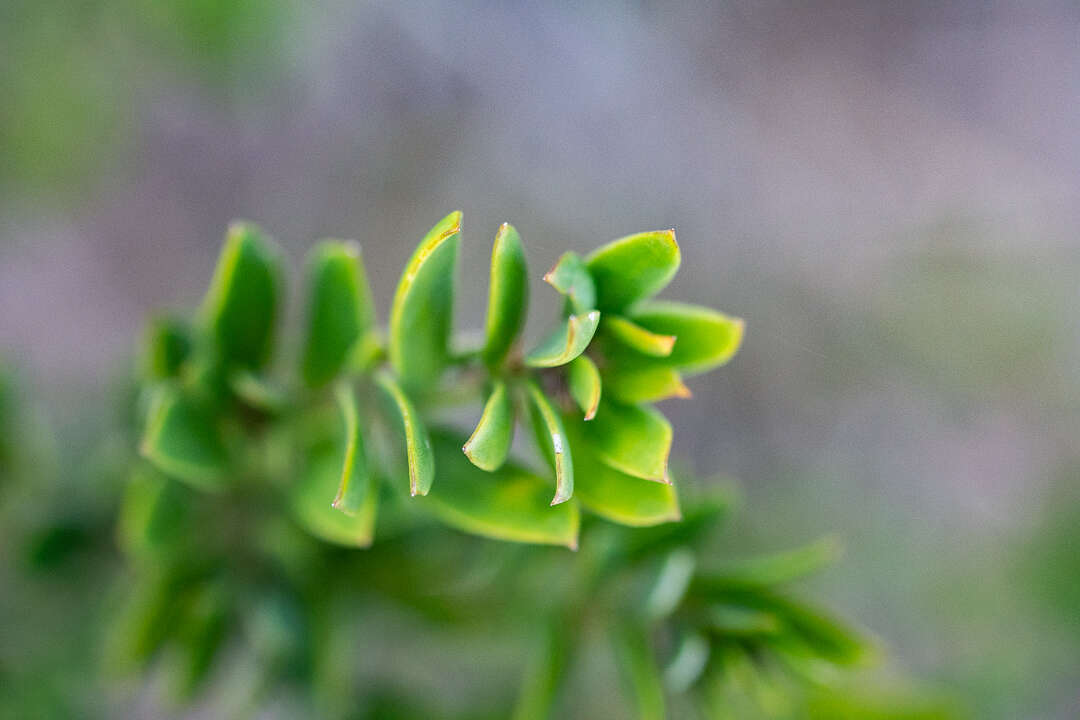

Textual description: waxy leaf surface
[331,383,371,514]
[463,380,515,471]
[543,251,596,314]
[629,301,744,375]
[389,211,461,389]
[419,430,580,548]
[200,222,282,369]
[524,311,600,368]
[585,229,680,311]
[301,241,375,387]
[601,315,675,357]
[584,399,672,482]
[567,355,601,420]
[482,223,528,368]
[375,371,435,496]
[525,381,574,505]
[602,365,691,405]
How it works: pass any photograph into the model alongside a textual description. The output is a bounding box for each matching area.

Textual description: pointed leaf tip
[463,380,515,471]
[389,212,462,389]
[544,251,596,314]
[524,311,600,368]
[482,223,528,368]
[375,371,435,497]
[585,229,680,311]
[525,381,574,505]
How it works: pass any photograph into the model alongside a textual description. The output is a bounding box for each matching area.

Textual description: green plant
[111,214,946,718]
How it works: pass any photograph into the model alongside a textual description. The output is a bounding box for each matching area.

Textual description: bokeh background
[2,1,1079,717]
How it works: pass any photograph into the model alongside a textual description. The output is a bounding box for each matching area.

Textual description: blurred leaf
[301,240,376,387]
[524,311,600,368]
[543,251,596,314]
[629,301,744,376]
[525,380,574,505]
[645,549,697,619]
[603,365,691,404]
[140,386,228,491]
[565,415,679,527]
[706,605,783,637]
[117,467,190,558]
[331,383,370,514]
[584,400,672,482]
[200,221,282,369]
[585,230,680,311]
[140,315,192,380]
[613,621,666,720]
[463,380,514,471]
[663,633,710,693]
[418,430,580,548]
[375,371,435,497]
[292,439,378,548]
[567,355,602,420]
[229,370,289,413]
[389,211,462,389]
[172,582,229,699]
[512,615,572,720]
[601,315,675,357]
[706,536,843,587]
[482,223,528,368]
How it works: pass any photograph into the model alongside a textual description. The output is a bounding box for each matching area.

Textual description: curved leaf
[419,430,579,548]
[543,251,596,314]
[140,386,228,491]
[584,399,672,482]
[375,371,435,497]
[525,381,574,505]
[200,221,282,369]
[482,223,528,368]
[463,380,514,471]
[629,301,744,375]
[301,241,376,387]
[292,440,377,548]
[564,416,679,527]
[602,365,691,405]
[524,311,600,368]
[601,315,675,357]
[389,211,462,389]
[567,355,602,420]
[585,229,679,311]
[331,383,370,514]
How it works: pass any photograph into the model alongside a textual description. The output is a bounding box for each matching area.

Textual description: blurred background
[2,0,1079,717]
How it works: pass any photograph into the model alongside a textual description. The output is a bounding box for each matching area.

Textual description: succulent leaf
[584,399,672,483]
[375,371,435,497]
[140,386,228,491]
[629,301,744,375]
[585,229,680,311]
[524,311,600,368]
[463,380,515,471]
[389,211,462,389]
[601,315,676,357]
[543,251,596,314]
[567,354,602,420]
[482,223,529,368]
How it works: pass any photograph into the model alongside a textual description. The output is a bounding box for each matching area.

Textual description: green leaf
[171,582,229,698]
[389,211,462,389]
[564,416,679,527]
[612,621,666,720]
[140,315,192,380]
[543,251,596,314]
[706,536,844,587]
[116,467,190,557]
[645,549,697,619]
[301,240,376,387]
[629,301,744,375]
[140,386,228,491]
[482,223,528,368]
[524,311,600,368]
[463,380,514,471]
[585,229,680,311]
[601,315,675,357]
[663,633,710,693]
[331,383,371,514]
[706,605,783,637]
[292,440,378,548]
[512,615,572,720]
[229,370,289,413]
[602,365,691,404]
[567,355,602,420]
[375,371,435,497]
[200,221,282,369]
[525,380,574,505]
[418,430,580,548]
[584,399,672,482]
